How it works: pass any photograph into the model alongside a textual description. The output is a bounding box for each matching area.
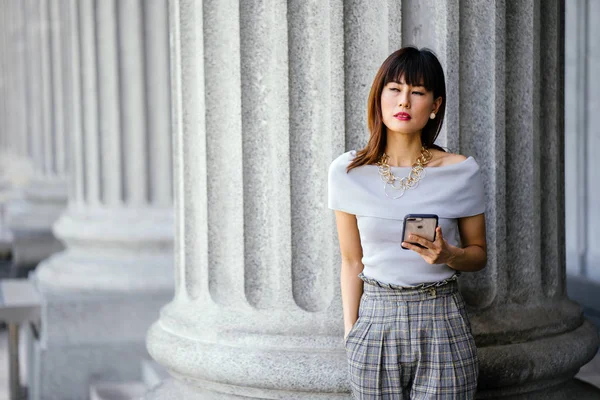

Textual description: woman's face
[380,77,441,135]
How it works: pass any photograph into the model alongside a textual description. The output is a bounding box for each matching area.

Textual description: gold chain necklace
[376,146,432,199]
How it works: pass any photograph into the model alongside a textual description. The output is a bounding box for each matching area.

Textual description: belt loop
[428,287,437,298]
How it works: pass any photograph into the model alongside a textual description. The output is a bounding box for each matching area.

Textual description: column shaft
[288,0,344,311]
[79,0,101,206]
[25,0,45,174]
[239,0,292,309]
[119,0,147,206]
[456,0,504,307]
[96,0,122,206]
[39,0,55,177]
[5,0,67,270]
[62,0,82,203]
[202,0,244,304]
[146,0,370,397]
[31,1,174,397]
[145,0,172,208]
[37,0,173,291]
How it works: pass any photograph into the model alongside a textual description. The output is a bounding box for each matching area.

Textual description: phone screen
[402,215,438,249]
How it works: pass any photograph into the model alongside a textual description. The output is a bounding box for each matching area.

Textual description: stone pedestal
[5,177,66,270]
[0,154,33,258]
[30,0,174,399]
[32,207,174,399]
[146,0,598,398]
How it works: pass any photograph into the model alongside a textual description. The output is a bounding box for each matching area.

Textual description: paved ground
[578,349,600,389]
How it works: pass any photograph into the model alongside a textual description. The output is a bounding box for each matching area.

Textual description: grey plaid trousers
[344,272,479,399]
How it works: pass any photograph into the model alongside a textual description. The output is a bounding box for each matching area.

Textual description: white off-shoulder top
[328,149,486,286]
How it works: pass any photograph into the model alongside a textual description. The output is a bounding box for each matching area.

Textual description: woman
[328,46,487,399]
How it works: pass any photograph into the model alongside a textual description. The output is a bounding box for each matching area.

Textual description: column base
[144,377,350,400]
[30,278,173,400]
[143,376,600,399]
[10,229,63,271]
[0,226,12,256]
[5,177,67,269]
[34,206,174,293]
[476,319,599,395]
[146,316,598,399]
[477,378,600,400]
[146,319,351,398]
[5,178,67,232]
[32,339,150,400]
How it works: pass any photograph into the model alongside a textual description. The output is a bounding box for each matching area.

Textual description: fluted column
[3,0,68,270]
[0,0,10,250]
[565,1,600,298]
[37,0,173,292]
[0,0,14,252]
[0,0,29,160]
[30,0,173,398]
[146,0,599,399]
[147,0,349,397]
[0,0,35,257]
[424,0,596,395]
[146,0,400,397]
[408,1,598,396]
[386,0,599,397]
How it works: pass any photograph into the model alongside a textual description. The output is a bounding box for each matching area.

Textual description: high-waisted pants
[344,272,479,399]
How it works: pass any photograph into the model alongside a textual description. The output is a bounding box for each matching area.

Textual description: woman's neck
[384,131,423,167]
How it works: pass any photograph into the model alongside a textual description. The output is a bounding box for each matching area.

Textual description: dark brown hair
[347,46,447,172]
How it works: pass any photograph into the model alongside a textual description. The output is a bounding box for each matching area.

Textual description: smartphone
[401,214,439,250]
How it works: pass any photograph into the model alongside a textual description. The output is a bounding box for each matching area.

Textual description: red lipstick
[394,112,411,121]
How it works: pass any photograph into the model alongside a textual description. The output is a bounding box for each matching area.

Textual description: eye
[389,87,400,92]
[412,91,424,95]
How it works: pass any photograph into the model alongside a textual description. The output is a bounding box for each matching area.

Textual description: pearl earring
[429,112,436,119]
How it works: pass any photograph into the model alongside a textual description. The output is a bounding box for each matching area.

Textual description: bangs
[383,50,439,92]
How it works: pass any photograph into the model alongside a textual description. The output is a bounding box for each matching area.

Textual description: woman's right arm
[334,210,365,339]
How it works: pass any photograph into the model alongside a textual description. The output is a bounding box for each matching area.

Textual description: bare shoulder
[428,150,468,167]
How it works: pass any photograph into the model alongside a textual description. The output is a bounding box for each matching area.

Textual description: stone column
[394,0,600,395]
[420,0,598,396]
[30,0,173,398]
[148,0,346,399]
[0,0,34,256]
[4,0,67,271]
[0,0,13,254]
[0,0,29,161]
[146,0,365,397]
[564,0,600,327]
[146,0,598,398]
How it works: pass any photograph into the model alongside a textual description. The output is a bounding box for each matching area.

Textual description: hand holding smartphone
[401,214,439,250]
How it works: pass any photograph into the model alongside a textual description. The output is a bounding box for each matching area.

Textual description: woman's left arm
[402,213,487,272]
[446,213,487,272]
